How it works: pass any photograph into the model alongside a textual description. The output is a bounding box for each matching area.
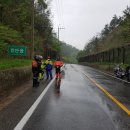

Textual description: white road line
[14,77,55,130]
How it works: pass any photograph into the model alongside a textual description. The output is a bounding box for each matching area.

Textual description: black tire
[55,78,61,92]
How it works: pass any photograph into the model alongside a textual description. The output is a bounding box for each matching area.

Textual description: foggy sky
[50,0,130,50]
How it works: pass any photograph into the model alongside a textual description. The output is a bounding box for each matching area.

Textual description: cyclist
[45,56,53,80]
[39,55,46,80]
[54,57,64,79]
[32,55,40,87]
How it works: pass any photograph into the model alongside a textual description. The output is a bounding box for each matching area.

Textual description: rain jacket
[45,59,53,70]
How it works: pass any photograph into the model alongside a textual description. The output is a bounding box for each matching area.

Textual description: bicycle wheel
[55,78,61,93]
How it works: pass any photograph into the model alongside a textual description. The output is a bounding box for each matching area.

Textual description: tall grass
[0,59,32,70]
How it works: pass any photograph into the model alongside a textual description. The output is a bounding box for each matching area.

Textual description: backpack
[32,60,38,67]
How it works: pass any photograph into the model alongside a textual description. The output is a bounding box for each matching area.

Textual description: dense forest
[77,6,130,61]
[60,42,79,63]
[0,0,56,58]
[0,0,78,63]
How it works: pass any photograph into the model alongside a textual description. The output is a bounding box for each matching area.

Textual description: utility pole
[31,0,34,58]
[57,26,65,58]
[58,26,65,45]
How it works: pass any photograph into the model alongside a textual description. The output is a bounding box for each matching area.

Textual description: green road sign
[8,45,27,56]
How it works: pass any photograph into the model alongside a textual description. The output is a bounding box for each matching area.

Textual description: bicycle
[55,69,62,93]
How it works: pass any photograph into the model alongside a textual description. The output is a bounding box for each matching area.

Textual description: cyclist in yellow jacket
[39,59,46,80]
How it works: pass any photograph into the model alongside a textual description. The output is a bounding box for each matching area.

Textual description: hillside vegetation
[60,42,79,63]
[0,0,79,70]
[0,0,60,58]
[0,24,26,58]
[77,6,130,58]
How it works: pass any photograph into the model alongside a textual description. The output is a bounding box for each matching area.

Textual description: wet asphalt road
[0,64,130,130]
[23,64,130,130]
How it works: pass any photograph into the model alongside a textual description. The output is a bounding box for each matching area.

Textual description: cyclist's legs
[55,68,61,78]
[46,70,49,79]
[49,70,53,79]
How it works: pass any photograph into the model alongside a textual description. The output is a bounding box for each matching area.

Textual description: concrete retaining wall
[0,66,32,91]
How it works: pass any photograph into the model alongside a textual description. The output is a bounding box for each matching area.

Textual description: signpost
[8,45,27,56]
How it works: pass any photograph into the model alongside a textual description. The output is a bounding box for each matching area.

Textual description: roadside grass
[0,59,32,70]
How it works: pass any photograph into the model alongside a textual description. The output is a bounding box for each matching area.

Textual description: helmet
[38,55,43,60]
[56,57,60,61]
[34,55,43,61]
[34,55,38,61]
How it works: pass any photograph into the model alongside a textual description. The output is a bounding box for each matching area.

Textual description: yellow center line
[83,72,130,116]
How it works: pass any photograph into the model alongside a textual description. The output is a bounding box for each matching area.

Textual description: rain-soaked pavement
[0,64,130,130]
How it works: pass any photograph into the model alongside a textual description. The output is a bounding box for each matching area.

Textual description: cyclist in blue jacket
[45,56,53,80]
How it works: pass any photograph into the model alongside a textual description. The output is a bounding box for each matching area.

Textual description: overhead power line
[57,0,64,27]
[55,0,60,25]
[54,0,64,28]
